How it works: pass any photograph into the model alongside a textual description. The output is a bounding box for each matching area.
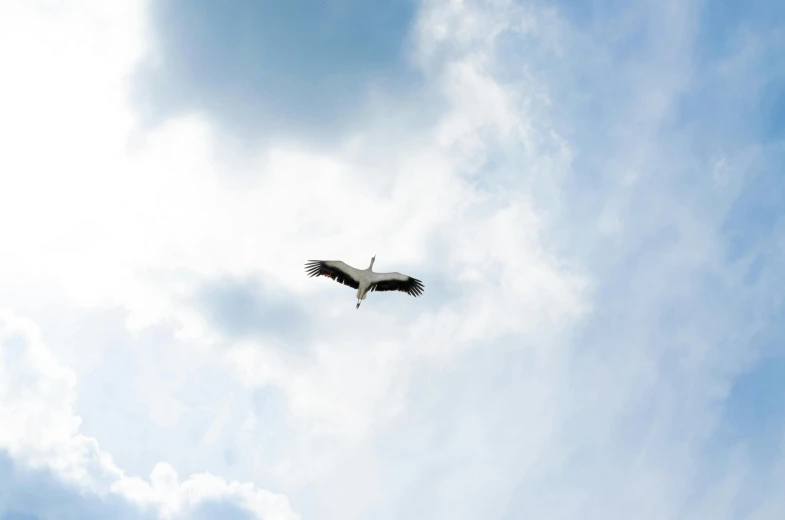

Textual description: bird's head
[370,254,376,268]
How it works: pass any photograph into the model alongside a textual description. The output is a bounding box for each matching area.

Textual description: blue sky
[0,0,784,519]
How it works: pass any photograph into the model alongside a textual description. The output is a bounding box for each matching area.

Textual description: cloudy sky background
[1,0,784,518]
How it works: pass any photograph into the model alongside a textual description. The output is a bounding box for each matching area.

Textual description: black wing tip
[304,260,324,277]
[408,276,425,297]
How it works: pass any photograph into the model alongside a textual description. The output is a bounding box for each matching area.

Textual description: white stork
[305,255,424,309]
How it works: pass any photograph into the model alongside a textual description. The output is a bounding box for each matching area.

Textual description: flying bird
[305,255,424,309]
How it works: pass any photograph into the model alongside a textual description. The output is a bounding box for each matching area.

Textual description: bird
[305,255,424,309]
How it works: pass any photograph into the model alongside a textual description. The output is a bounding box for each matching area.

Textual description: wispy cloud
[0,0,783,518]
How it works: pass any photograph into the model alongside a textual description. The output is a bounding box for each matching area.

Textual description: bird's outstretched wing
[368,271,424,297]
[305,260,361,289]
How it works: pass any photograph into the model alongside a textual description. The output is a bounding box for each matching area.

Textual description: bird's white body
[305,255,424,309]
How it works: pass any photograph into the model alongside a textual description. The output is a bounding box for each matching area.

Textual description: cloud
[197,276,311,348]
[0,311,298,520]
[132,0,419,148]
[0,452,149,520]
[0,0,784,519]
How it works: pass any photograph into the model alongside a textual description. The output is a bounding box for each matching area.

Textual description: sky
[0,0,783,518]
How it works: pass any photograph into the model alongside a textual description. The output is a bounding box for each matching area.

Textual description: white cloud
[1,0,587,445]
[0,310,298,519]
[0,0,783,519]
